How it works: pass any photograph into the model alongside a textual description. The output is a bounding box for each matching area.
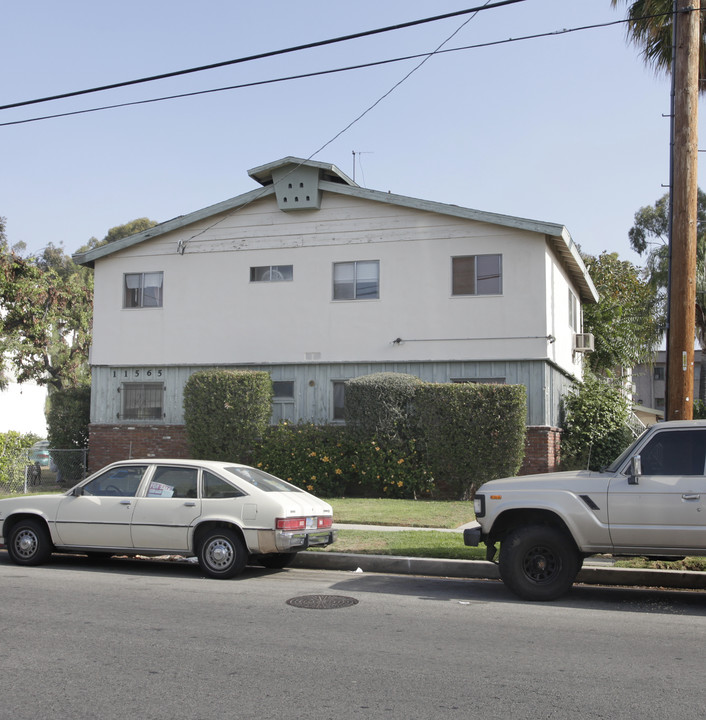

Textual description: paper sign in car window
[147,482,175,498]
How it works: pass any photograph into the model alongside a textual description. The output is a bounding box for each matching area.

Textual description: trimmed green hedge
[414,382,527,499]
[184,369,527,500]
[344,372,423,446]
[183,370,273,463]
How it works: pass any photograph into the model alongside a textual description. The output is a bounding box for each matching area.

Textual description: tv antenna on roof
[351,150,373,184]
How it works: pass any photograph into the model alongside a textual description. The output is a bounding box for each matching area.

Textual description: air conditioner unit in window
[573,333,595,352]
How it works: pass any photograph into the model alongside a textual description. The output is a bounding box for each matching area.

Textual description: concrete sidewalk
[291,523,706,592]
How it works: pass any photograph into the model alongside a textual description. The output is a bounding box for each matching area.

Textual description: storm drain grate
[286,594,359,610]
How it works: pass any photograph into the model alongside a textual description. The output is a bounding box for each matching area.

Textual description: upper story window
[452,255,502,296]
[568,289,580,332]
[333,260,379,300]
[250,265,293,282]
[124,272,163,308]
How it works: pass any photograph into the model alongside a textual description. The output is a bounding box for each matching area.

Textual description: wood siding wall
[90,359,574,429]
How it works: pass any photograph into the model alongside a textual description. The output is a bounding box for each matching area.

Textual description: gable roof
[73,156,598,303]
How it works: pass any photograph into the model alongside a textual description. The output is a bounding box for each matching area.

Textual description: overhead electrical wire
[0,15,660,128]
[0,0,527,113]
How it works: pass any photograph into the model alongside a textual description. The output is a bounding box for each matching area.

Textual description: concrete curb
[292,551,706,591]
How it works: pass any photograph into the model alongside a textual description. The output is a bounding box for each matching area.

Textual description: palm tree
[611,0,706,92]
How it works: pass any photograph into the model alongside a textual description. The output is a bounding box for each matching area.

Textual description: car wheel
[255,553,296,569]
[7,519,54,566]
[498,524,581,601]
[197,528,247,579]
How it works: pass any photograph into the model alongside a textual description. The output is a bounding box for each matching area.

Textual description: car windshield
[225,467,303,493]
[604,429,648,473]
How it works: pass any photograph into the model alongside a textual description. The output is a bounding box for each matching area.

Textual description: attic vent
[271,165,322,212]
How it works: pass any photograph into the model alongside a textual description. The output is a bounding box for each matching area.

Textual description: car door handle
[682,493,701,501]
[184,501,197,507]
[119,500,132,505]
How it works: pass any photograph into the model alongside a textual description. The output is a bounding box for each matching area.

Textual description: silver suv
[465,420,706,600]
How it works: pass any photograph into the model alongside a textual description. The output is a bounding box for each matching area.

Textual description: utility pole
[666,0,700,420]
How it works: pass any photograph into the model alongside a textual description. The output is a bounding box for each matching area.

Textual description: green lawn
[326,497,474,528]
[315,497,485,560]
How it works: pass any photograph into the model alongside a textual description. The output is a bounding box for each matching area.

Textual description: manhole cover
[286,594,359,610]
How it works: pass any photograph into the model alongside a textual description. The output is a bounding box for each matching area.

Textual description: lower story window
[122,382,164,420]
[332,381,346,421]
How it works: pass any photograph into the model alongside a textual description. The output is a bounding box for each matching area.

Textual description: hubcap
[206,538,233,570]
[15,529,38,559]
[522,544,558,583]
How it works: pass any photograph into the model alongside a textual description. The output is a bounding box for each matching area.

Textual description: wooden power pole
[667,0,700,420]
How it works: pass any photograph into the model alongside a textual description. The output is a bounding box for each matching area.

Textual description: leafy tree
[582,251,662,375]
[611,1,706,92]
[626,190,706,397]
[561,373,634,471]
[0,223,93,391]
[77,217,157,254]
[1,217,157,392]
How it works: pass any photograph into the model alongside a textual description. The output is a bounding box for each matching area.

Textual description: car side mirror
[71,486,85,497]
[628,455,642,485]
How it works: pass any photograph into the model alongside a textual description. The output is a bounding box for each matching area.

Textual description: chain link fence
[0,448,88,494]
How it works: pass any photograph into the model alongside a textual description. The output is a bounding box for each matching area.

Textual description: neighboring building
[633,349,702,415]
[74,157,598,473]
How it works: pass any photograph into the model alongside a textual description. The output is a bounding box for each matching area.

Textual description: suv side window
[640,429,706,475]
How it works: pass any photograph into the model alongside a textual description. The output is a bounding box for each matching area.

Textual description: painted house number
[113,369,164,378]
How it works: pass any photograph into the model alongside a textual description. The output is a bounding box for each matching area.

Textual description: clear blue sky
[2,0,703,265]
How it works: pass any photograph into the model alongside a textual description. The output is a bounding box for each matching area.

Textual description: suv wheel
[499,524,581,601]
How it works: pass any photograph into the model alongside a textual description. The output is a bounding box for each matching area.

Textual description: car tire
[7,518,54,566]
[255,552,296,569]
[498,524,581,601]
[197,528,247,579]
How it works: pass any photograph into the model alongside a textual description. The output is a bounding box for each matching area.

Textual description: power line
[0,15,649,129]
[0,0,527,112]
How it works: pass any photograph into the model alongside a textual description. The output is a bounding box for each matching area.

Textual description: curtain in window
[142,272,163,307]
[355,261,379,299]
[333,263,356,300]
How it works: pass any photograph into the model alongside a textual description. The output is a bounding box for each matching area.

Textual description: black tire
[197,528,247,579]
[255,552,296,569]
[498,525,581,601]
[7,519,54,566]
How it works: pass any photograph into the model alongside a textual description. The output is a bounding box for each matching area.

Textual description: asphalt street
[2,554,706,720]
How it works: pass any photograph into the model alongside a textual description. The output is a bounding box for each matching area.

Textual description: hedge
[414,382,527,499]
[183,369,273,463]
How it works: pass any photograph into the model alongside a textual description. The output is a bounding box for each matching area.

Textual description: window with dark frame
[333,261,379,300]
[332,381,346,420]
[124,272,164,308]
[122,382,164,420]
[452,255,502,296]
[250,265,293,282]
[273,381,295,399]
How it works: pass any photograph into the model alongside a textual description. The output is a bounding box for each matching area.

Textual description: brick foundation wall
[88,424,190,473]
[520,425,562,475]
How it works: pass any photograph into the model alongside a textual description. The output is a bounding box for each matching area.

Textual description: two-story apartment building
[74,157,598,473]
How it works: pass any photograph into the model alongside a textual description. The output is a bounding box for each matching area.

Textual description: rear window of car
[225,467,303,493]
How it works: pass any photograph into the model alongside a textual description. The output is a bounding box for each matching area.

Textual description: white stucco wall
[89,193,582,376]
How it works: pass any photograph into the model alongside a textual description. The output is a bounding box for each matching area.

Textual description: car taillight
[276,518,307,530]
[275,516,333,531]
